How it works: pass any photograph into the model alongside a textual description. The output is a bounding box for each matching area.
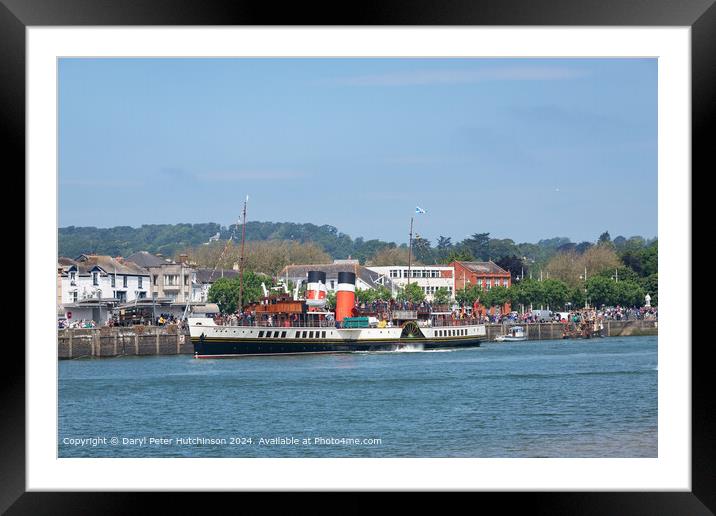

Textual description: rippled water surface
[59,336,657,457]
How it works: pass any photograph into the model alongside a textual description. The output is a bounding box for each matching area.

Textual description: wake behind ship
[189,271,485,358]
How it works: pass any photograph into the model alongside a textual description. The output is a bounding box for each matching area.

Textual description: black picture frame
[3,0,708,511]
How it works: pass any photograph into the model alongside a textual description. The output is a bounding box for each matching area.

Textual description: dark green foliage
[208,271,273,313]
[59,223,223,258]
[396,282,426,304]
[495,255,527,280]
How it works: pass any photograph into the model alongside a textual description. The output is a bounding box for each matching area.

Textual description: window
[123,275,128,288]
[302,331,307,338]
[138,292,146,299]
[92,272,99,286]
[309,331,314,338]
[153,275,158,286]
[164,275,179,286]
[184,274,189,286]
[138,276,143,289]
[281,331,287,338]
[71,291,78,302]
[503,278,509,287]
[111,274,116,287]
[321,331,326,338]
[258,331,264,338]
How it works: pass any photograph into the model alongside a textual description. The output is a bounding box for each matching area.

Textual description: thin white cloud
[336,66,588,86]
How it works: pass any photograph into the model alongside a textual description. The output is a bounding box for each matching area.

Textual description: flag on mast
[415,206,426,214]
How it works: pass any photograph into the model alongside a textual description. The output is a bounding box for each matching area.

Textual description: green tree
[598,231,612,245]
[208,272,272,313]
[496,255,526,281]
[462,233,491,261]
[586,276,617,308]
[568,285,586,308]
[613,280,645,307]
[355,288,374,304]
[396,282,426,304]
[515,279,545,308]
[641,241,658,276]
[455,285,480,307]
[641,273,658,306]
[486,286,510,309]
[412,235,434,264]
[433,287,450,305]
[443,248,475,264]
[207,277,240,313]
[326,291,337,309]
[541,279,570,310]
[436,236,453,249]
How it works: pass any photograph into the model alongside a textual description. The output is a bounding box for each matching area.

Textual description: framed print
[4,0,710,512]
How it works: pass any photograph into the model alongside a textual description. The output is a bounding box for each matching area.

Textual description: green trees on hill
[59,223,657,308]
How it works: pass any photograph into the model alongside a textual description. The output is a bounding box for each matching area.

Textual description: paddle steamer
[189,271,485,358]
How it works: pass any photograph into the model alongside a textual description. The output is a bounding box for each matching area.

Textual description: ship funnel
[335,271,356,322]
[305,271,328,307]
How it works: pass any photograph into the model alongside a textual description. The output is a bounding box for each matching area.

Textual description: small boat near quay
[495,325,527,342]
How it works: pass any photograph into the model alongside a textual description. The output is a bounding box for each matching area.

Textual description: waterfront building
[58,254,151,323]
[59,254,151,304]
[450,260,512,314]
[279,260,395,294]
[364,265,455,301]
[125,251,195,304]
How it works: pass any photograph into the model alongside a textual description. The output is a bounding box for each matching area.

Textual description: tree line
[207,232,656,313]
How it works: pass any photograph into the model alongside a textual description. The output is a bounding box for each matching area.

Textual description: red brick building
[450,261,512,315]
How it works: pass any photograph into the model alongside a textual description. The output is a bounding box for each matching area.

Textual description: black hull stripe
[192,338,483,357]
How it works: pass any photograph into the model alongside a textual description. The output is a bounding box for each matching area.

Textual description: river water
[58,336,657,458]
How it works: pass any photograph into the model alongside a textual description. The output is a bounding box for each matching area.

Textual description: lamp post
[579,266,588,308]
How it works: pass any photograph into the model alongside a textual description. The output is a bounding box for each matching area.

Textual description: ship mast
[237,196,248,313]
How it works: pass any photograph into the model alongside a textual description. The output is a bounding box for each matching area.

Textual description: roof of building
[125,251,171,268]
[454,261,509,275]
[68,254,150,276]
[194,268,240,284]
[280,263,393,289]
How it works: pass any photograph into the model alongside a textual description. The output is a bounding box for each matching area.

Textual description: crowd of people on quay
[58,312,190,329]
[58,319,97,329]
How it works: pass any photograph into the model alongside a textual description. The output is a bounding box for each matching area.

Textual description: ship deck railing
[210,316,483,329]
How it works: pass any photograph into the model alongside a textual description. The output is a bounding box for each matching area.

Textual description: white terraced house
[58,254,151,305]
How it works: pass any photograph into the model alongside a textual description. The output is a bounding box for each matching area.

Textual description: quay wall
[58,326,193,360]
[485,319,658,342]
[58,320,658,359]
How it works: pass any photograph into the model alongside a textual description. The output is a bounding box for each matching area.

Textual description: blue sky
[59,58,657,245]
